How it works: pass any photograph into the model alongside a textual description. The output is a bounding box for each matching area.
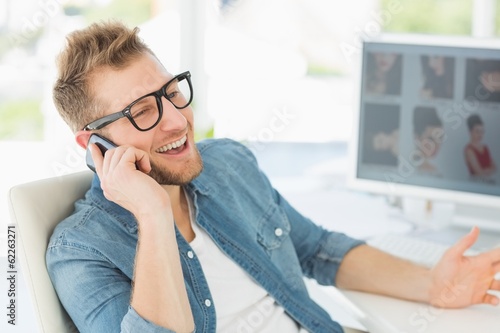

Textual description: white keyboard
[368,234,477,267]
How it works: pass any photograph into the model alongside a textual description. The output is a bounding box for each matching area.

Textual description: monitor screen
[350,34,500,208]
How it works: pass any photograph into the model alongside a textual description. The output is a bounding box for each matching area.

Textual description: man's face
[89,53,203,185]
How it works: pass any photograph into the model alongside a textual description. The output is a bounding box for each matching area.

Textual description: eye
[165,81,181,100]
[131,106,155,118]
[132,109,145,118]
[130,96,157,118]
[166,89,179,99]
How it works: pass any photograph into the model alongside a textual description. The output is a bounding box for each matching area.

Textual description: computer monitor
[348,34,500,231]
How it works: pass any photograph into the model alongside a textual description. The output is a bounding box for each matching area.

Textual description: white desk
[341,290,500,333]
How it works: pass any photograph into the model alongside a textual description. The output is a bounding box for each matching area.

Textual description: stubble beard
[148,145,204,185]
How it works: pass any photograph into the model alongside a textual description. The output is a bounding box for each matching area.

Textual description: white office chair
[8,171,94,333]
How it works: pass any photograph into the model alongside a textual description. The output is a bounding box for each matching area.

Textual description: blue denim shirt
[47,139,364,333]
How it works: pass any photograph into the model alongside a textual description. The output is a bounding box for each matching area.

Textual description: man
[47,21,500,333]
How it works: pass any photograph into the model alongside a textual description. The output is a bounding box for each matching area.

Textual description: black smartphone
[86,134,117,172]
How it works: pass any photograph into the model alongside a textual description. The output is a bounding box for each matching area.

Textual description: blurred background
[0,0,499,240]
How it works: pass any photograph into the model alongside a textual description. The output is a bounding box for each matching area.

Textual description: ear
[75,130,92,149]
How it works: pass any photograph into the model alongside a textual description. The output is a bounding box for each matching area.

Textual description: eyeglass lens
[129,76,191,130]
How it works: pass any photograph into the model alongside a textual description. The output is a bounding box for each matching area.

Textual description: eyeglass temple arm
[83,111,126,131]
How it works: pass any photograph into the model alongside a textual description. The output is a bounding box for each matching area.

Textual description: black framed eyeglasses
[83,71,193,131]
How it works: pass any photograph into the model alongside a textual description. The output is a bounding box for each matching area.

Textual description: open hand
[429,227,500,308]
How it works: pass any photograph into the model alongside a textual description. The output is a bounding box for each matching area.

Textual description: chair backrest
[8,171,94,333]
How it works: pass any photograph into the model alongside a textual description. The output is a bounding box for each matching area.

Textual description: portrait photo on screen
[412,106,445,177]
[463,113,498,184]
[364,52,403,96]
[464,59,500,102]
[361,103,401,167]
[420,55,455,99]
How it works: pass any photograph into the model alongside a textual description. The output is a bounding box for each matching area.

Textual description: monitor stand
[401,198,500,251]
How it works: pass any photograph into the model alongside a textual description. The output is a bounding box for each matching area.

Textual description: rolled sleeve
[121,306,180,333]
[309,231,365,286]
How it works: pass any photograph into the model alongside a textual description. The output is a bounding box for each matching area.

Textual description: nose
[158,98,188,132]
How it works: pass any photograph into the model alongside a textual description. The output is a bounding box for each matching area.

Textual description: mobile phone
[85,134,117,172]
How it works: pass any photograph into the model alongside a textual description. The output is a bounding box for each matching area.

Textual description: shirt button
[187,251,194,259]
[204,299,212,307]
[274,228,283,237]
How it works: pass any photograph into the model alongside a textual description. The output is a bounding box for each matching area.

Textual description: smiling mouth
[156,135,187,153]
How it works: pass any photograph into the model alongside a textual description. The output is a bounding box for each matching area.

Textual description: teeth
[156,135,187,153]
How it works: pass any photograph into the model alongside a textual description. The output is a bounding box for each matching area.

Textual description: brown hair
[53,21,153,133]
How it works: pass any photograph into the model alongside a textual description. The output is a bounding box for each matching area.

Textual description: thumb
[447,226,479,257]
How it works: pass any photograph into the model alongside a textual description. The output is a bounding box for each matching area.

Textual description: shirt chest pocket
[256,204,291,250]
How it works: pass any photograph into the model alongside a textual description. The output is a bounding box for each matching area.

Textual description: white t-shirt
[186,194,305,332]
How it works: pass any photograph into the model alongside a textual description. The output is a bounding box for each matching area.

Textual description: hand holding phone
[86,134,117,172]
[84,134,166,219]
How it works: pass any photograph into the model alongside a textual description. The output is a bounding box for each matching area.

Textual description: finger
[135,150,152,173]
[482,293,499,306]
[447,227,479,257]
[106,146,149,173]
[100,147,116,175]
[106,146,126,172]
[122,147,151,173]
[493,264,500,276]
[490,279,500,291]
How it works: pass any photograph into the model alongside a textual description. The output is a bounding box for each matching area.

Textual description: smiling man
[46,21,500,333]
